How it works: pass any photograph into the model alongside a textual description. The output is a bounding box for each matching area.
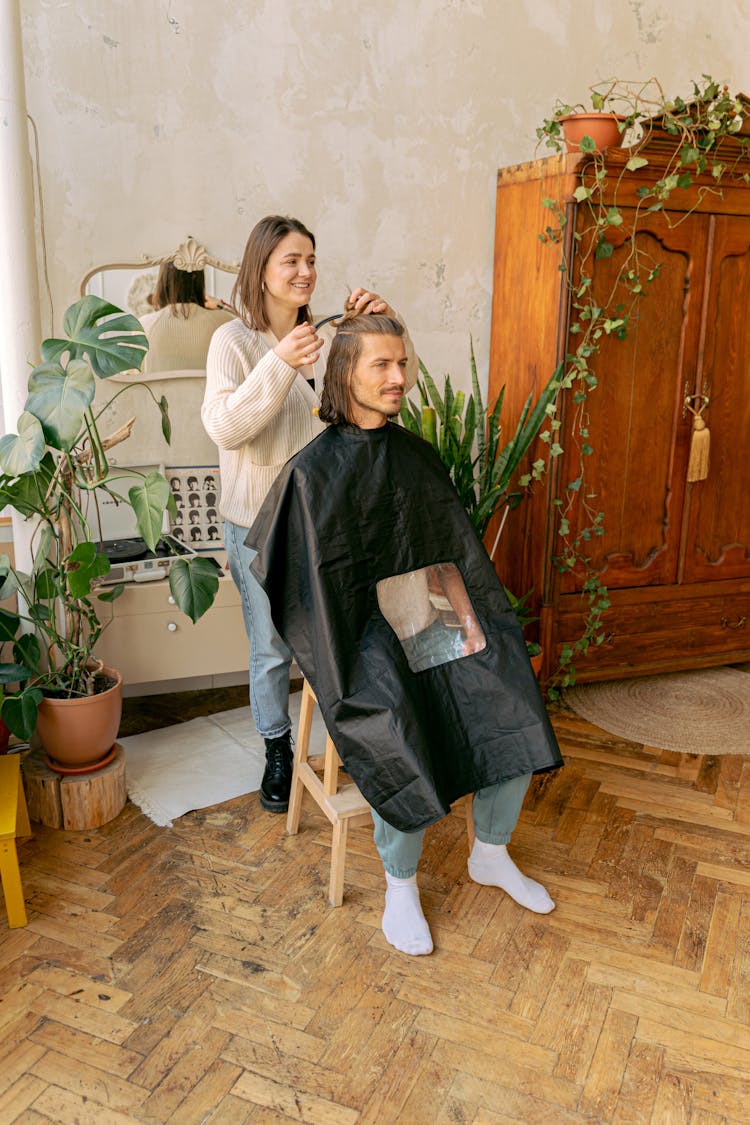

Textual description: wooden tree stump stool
[22,744,127,830]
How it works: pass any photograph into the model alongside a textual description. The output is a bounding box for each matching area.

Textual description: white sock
[381,872,433,956]
[468,839,555,914]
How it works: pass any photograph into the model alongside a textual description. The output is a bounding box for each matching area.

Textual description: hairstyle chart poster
[167,467,223,550]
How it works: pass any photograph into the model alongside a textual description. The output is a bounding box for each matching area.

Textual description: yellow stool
[286,681,371,907]
[0,754,32,928]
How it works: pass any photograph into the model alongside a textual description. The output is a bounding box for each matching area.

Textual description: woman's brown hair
[231,215,316,331]
[319,314,404,426]
[152,261,206,315]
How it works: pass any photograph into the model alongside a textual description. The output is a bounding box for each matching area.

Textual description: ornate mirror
[80,236,239,315]
[81,238,239,550]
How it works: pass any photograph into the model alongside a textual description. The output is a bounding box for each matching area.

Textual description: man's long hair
[319,314,404,426]
[231,215,315,331]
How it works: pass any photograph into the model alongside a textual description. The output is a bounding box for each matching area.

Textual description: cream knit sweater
[140,304,234,373]
[202,315,417,528]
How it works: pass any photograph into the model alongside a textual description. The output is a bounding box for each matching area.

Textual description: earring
[261,281,265,294]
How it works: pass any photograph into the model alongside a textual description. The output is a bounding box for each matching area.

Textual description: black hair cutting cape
[247,423,562,833]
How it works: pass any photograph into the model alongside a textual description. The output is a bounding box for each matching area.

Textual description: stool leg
[328,819,348,908]
[322,735,340,798]
[286,681,314,835]
[0,840,27,928]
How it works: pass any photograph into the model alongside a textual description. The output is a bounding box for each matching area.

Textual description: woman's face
[263,232,316,314]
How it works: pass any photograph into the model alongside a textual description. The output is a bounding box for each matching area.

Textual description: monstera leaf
[40,295,148,378]
[0,412,46,476]
[168,557,220,623]
[129,471,171,552]
[25,359,95,451]
[65,542,111,599]
[1,688,43,741]
[0,608,21,646]
[0,557,20,603]
[0,453,57,518]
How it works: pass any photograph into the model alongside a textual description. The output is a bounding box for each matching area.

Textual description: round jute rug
[564,667,750,755]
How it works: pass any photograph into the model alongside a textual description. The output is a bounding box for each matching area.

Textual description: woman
[201,215,417,813]
[139,259,233,374]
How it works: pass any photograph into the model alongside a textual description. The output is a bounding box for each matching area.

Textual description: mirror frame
[79,236,239,298]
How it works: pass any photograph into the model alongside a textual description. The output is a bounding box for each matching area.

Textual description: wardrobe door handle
[720,616,746,630]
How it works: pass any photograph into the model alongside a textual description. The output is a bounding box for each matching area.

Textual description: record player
[95,464,198,585]
[98,533,193,584]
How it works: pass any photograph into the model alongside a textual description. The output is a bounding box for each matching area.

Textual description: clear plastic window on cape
[376,563,486,673]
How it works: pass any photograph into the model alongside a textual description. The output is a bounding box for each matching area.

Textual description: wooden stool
[286,680,371,906]
[0,754,32,928]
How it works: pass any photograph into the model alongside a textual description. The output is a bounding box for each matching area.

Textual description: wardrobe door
[680,214,750,586]
[558,210,709,594]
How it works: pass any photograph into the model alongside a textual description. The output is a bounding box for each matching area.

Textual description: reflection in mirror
[81,236,239,318]
[377,563,486,673]
[81,238,240,484]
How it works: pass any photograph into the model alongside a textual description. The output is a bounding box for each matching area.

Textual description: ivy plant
[535,76,748,694]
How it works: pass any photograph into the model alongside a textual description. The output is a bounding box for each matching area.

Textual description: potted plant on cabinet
[399,345,561,669]
[537,75,745,156]
[538,83,629,154]
[0,295,220,767]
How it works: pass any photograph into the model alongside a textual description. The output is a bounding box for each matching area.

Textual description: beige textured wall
[17,0,750,396]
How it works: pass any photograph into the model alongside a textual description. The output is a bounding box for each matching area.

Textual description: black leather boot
[259,731,294,813]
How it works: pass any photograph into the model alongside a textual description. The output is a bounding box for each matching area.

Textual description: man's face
[348,334,408,429]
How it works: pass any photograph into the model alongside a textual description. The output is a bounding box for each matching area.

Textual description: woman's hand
[274,323,324,369]
[345,287,396,318]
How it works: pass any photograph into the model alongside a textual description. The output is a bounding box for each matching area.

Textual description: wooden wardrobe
[488,127,750,682]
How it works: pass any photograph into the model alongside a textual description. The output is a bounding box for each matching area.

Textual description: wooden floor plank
[578,1007,637,1120]
[229,1070,359,1124]
[0,1076,51,1124]
[610,1040,664,1125]
[28,1020,143,1078]
[27,1085,134,1124]
[700,889,741,999]
[28,1048,150,1113]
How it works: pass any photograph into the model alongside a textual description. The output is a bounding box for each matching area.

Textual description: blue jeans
[372,773,532,878]
[223,519,292,739]
[399,618,464,673]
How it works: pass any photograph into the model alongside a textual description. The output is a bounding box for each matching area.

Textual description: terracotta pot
[36,665,123,769]
[529,651,543,679]
[558,112,626,153]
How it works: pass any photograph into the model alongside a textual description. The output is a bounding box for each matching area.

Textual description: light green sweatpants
[371,773,532,878]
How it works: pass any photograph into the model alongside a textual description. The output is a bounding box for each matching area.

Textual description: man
[248,315,562,956]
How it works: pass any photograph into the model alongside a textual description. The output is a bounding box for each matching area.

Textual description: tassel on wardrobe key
[686,405,710,483]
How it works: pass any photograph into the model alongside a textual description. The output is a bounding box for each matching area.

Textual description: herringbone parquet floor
[2,703,750,1124]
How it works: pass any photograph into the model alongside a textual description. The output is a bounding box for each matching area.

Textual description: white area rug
[121,689,327,827]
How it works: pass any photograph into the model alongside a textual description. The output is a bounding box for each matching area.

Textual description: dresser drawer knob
[167,622,178,632]
[720,615,746,630]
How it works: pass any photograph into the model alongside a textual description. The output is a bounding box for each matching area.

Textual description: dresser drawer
[94,574,247,683]
[551,586,750,680]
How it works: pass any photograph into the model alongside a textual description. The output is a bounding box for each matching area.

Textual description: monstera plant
[0,295,219,742]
